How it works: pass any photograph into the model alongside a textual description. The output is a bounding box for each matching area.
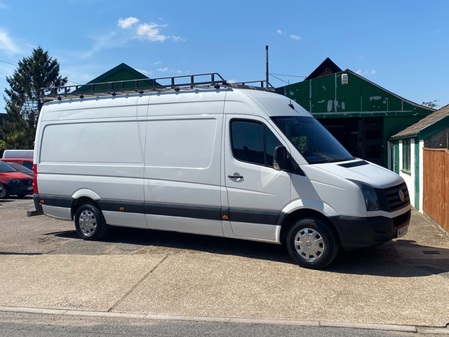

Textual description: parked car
[0,158,33,170]
[0,161,33,198]
[7,162,34,178]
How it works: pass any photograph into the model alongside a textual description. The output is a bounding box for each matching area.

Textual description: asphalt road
[0,311,442,337]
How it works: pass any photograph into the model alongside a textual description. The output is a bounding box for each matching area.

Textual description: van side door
[224,116,292,242]
[143,96,225,236]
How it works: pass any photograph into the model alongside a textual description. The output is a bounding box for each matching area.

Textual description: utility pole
[265,45,269,88]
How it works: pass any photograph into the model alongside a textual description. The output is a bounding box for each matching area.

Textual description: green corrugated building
[278,58,434,167]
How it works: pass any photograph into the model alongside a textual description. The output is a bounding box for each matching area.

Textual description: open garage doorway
[318,117,383,166]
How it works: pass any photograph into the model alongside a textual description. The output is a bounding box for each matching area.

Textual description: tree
[1,47,67,149]
[422,100,439,110]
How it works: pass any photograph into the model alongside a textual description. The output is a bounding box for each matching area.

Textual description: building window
[402,139,411,173]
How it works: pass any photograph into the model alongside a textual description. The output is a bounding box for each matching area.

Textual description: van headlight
[351,181,380,211]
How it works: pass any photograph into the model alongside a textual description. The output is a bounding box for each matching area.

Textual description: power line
[270,72,306,78]
[269,72,307,85]
[0,59,16,66]
[269,74,289,84]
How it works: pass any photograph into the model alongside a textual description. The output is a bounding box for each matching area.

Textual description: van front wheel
[75,203,108,240]
[286,217,338,269]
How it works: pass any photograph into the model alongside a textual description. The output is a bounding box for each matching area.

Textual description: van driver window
[230,120,281,167]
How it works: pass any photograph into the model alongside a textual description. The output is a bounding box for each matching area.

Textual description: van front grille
[376,182,410,212]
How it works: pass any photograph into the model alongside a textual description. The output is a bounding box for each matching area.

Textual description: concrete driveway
[0,198,448,332]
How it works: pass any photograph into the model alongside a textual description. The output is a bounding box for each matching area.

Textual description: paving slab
[0,255,166,311]
[113,251,449,327]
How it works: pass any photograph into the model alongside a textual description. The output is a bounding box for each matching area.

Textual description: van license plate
[27,186,33,190]
[397,226,408,238]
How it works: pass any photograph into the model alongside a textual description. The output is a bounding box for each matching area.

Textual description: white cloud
[277,29,301,41]
[356,68,377,76]
[0,30,21,54]
[117,17,182,43]
[81,31,120,58]
[136,68,152,76]
[82,16,182,59]
[136,23,168,42]
[118,17,139,29]
[171,35,184,42]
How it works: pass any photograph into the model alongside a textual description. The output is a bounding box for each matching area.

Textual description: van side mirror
[274,146,288,171]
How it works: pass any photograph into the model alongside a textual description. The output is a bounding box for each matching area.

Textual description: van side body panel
[142,90,225,236]
[35,95,148,228]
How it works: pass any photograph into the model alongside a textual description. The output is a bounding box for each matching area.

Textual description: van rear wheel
[286,217,338,269]
[75,203,108,240]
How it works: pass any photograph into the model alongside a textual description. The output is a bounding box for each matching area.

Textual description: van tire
[75,203,108,240]
[286,217,338,269]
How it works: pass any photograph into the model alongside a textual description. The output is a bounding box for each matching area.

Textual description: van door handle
[228,173,244,180]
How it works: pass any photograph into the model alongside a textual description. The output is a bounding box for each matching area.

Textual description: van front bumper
[330,210,411,249]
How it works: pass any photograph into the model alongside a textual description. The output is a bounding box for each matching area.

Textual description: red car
[0,158,33,170]
[0,161,33,198]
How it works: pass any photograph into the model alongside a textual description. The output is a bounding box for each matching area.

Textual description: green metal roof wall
[282,70,433,118]
[74,63,160,94]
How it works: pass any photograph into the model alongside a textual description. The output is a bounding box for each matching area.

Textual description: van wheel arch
[280,210,340,247]
[71,197,99,220]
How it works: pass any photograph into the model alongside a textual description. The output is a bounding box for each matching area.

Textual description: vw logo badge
[399,189,405,202]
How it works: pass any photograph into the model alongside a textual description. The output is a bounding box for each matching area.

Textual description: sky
[0,0,449,111]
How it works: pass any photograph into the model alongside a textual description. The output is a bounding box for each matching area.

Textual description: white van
[3,149,34,159]
[33,73,411,269]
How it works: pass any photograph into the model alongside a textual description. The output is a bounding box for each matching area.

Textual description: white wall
[397,139,417,209]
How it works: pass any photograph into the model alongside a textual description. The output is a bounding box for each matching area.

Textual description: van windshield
[271,116,354,164]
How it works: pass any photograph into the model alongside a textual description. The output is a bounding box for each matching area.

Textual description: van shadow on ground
[51,226,449,279]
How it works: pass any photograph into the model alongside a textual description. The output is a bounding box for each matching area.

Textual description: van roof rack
[39,72,275,102]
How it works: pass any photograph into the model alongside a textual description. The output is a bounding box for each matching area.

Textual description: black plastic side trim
[37,194,279,225]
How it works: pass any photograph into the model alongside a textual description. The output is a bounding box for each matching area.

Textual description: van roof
[39,72,311,119]
[227,88,311,118]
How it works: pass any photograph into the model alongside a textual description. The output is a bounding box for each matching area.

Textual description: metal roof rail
[226,80,275,91]
[39,72,274,102]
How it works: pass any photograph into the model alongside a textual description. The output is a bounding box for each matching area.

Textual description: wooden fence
[423,148,449,232]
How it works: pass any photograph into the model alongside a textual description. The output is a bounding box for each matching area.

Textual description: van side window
[230,120,282,167]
